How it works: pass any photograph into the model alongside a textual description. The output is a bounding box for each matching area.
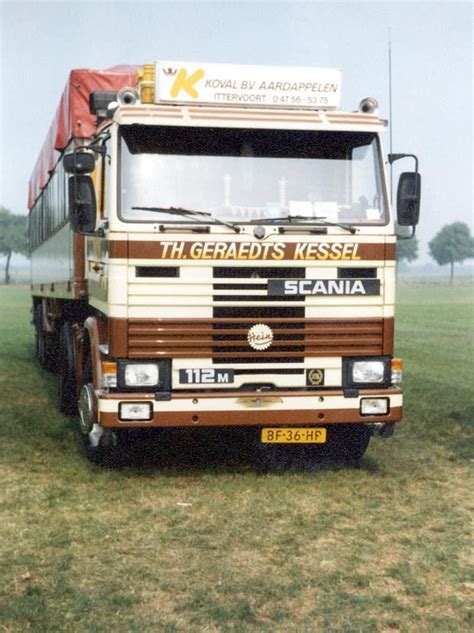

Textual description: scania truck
[29,61,420,465]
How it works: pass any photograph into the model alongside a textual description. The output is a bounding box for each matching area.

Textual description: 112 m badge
[179,368,234,384]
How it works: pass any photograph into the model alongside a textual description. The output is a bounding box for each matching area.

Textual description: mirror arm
[388,153,418,171]
[88,228,105,238]
[396,225,416,241]
[86,144,107,157]
[388,153,420,200]
[74,223,107,238]
[85,220,108,238]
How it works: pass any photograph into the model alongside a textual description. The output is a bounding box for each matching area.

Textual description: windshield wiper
[250,214,357,234]
[131,206,241,233]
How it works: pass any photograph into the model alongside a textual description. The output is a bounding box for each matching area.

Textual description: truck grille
[127,317,384,360]
[126,265,385,362]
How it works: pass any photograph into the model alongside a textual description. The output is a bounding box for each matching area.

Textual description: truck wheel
[34,305,59,371]
[34,305,47,366]
[58,323,78,416]
[35,324,45,365]
[78,356,123,467]
[252,431,300,472]
[253,443,285,472]
[326,424,371,464]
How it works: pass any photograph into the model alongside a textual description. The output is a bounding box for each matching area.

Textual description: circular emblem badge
[307,369,325,386]
[247,323,273,351]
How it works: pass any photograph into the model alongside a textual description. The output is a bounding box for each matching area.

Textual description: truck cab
[30,62,420,465]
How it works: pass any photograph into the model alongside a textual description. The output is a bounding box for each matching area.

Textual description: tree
[429,222,474,284]
[0,207,29,284]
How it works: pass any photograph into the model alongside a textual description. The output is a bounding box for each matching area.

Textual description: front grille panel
[211,306,305,363]
[127,264,385,362]
[127,317,384,360]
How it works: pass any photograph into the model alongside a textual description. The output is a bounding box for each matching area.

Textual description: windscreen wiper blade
[131,206,241,233]
[312,217,358,234]
[250,214,357,234]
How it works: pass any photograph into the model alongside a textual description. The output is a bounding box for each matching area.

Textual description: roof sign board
[155,61,342,109]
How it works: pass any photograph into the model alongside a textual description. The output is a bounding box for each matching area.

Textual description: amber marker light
[101,361,117,388]
[391,358,404,384]
[139,63,155,104]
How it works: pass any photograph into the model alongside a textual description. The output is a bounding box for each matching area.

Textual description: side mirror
[68,175,97,234]
[63,152,96,174]
[396,172,421,227]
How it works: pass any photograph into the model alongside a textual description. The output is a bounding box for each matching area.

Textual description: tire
[34,305,46,366]
[34,305,59,372]
[35,324,45,365]
[58,322,78,416]
[78,355,124,467]
[324,424,371,465]
[252,428,308,472]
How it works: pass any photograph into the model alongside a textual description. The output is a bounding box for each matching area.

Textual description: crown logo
[163,67,177,76]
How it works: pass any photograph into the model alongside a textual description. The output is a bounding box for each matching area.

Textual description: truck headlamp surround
[117,360,171,392]
[343,356,391,389]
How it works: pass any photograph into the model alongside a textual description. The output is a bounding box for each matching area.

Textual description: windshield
[119,125,388,225]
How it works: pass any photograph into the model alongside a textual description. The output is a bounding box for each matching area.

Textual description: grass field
[0,283,472,632]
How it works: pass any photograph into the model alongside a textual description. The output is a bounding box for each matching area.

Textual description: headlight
[352,361,385,384]
[124,363,159,387]
[117,359,171,393]
[343,357,391,389]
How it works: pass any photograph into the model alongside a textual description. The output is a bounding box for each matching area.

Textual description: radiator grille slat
[127,318,384,360]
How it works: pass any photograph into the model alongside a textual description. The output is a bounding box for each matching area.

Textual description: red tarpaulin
[28,65,140,209]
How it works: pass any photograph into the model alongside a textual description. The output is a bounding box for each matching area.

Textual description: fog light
[119,402,153,421]
[360,398,389,416]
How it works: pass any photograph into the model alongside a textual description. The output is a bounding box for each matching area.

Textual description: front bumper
[97,388,403,429]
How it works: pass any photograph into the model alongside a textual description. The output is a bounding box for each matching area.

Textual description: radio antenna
[388,27,394,204]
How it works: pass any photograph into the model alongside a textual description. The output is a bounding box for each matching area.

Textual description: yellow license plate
[261,428,327,444]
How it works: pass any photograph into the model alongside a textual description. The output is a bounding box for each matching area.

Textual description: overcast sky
[0,0,472,261]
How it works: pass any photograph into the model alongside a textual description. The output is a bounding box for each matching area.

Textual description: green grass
[0,283,473,632]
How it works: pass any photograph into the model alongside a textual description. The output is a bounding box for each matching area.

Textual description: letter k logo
[170,67,205,99]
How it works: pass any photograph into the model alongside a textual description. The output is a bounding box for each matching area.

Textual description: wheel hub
[78,383,95,435]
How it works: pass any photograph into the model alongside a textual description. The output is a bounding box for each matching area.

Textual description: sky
[0,0,472,262]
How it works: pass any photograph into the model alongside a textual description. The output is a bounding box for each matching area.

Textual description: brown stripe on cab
[108,240,394,261]
[100,405,403,428]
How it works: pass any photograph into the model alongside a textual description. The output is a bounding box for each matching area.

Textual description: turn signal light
[101,361,117,388]
[391,358,403,384]
[139,63,155,104]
